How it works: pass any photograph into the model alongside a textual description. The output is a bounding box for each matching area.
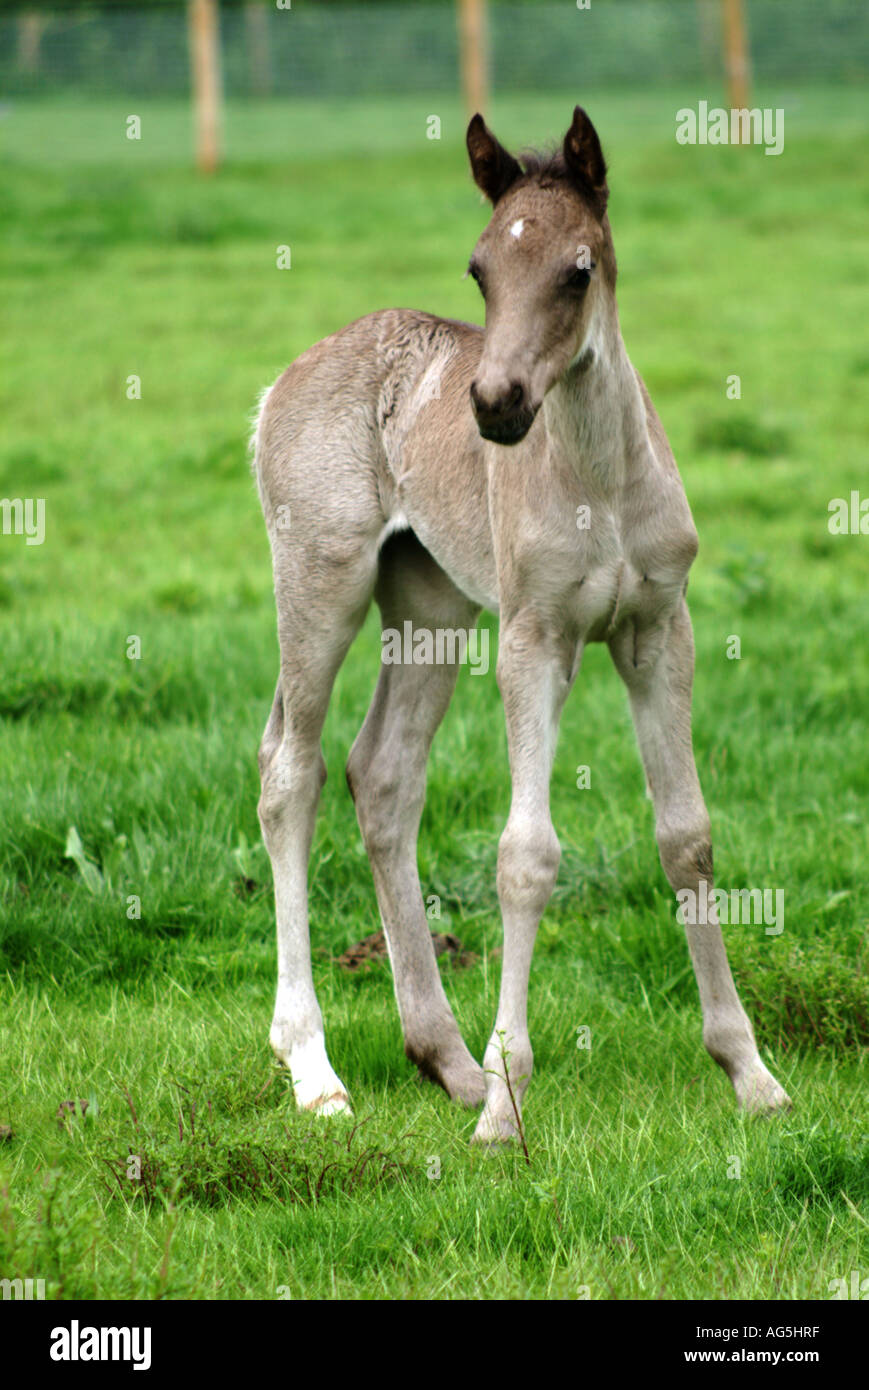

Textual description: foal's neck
[543,296,653,496]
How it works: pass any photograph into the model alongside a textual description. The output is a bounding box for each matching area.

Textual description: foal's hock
[251,107,791,1141]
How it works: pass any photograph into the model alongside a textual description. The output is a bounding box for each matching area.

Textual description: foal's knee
[657,818,713,892]
[497,818,561,916]
[258,740,325,840]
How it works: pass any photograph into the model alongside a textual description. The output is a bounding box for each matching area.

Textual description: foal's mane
[514,143,569,188]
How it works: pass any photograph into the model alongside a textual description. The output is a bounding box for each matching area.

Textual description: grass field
[0,87,867,1300]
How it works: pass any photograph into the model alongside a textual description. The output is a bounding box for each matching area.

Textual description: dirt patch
[336,928,480,971]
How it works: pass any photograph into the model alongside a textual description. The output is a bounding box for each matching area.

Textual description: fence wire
[1,1,867,101]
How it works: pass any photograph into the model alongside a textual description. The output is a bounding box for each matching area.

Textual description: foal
[252,107,790,1142]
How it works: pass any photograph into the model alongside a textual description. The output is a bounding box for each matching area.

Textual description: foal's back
[254,307,498,607]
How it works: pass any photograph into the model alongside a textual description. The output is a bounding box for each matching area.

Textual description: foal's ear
[466,114,523,204]
[563,106,608,214]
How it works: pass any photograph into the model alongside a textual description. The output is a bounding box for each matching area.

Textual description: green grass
[0,88,867,1300]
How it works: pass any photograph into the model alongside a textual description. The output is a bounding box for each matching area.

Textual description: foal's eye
[565,266,592,291]
[467,261,485,293]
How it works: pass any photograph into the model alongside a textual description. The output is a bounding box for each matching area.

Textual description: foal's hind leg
[259,552,375,1116]
[610,601,791,1113]
[346,532,486,1107]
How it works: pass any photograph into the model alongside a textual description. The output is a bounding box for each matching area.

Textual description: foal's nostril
[470,380,525,418]
[470,380,501,416]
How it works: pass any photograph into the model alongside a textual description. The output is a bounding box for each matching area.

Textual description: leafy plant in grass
[732,938,869,1051]
[63,821,154,898]
[0,1174,101,1302]
[98,1089,413,1210]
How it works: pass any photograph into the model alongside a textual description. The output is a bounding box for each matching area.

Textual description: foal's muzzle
[469,380,538,445]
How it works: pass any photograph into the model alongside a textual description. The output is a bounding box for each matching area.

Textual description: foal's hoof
[302,1091,354,1118]
[449,1068,487,1109]
[734,1065,792,1116]
[416,1067,485,1109]
[411,1047,486,1109]
[470,1107,521,1146]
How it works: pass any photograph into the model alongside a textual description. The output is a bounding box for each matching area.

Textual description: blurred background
[1,0,867,167]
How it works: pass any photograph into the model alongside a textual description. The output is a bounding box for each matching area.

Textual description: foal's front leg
[472,614,575,1144]
[610,601,791,1112]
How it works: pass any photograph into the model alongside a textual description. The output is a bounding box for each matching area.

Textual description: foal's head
[465,106,616,445]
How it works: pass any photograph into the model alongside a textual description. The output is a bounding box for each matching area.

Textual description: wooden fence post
[458,0,489,118]
[188,0,222,173]
[721,0,751,119]
[17,10,46,73]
